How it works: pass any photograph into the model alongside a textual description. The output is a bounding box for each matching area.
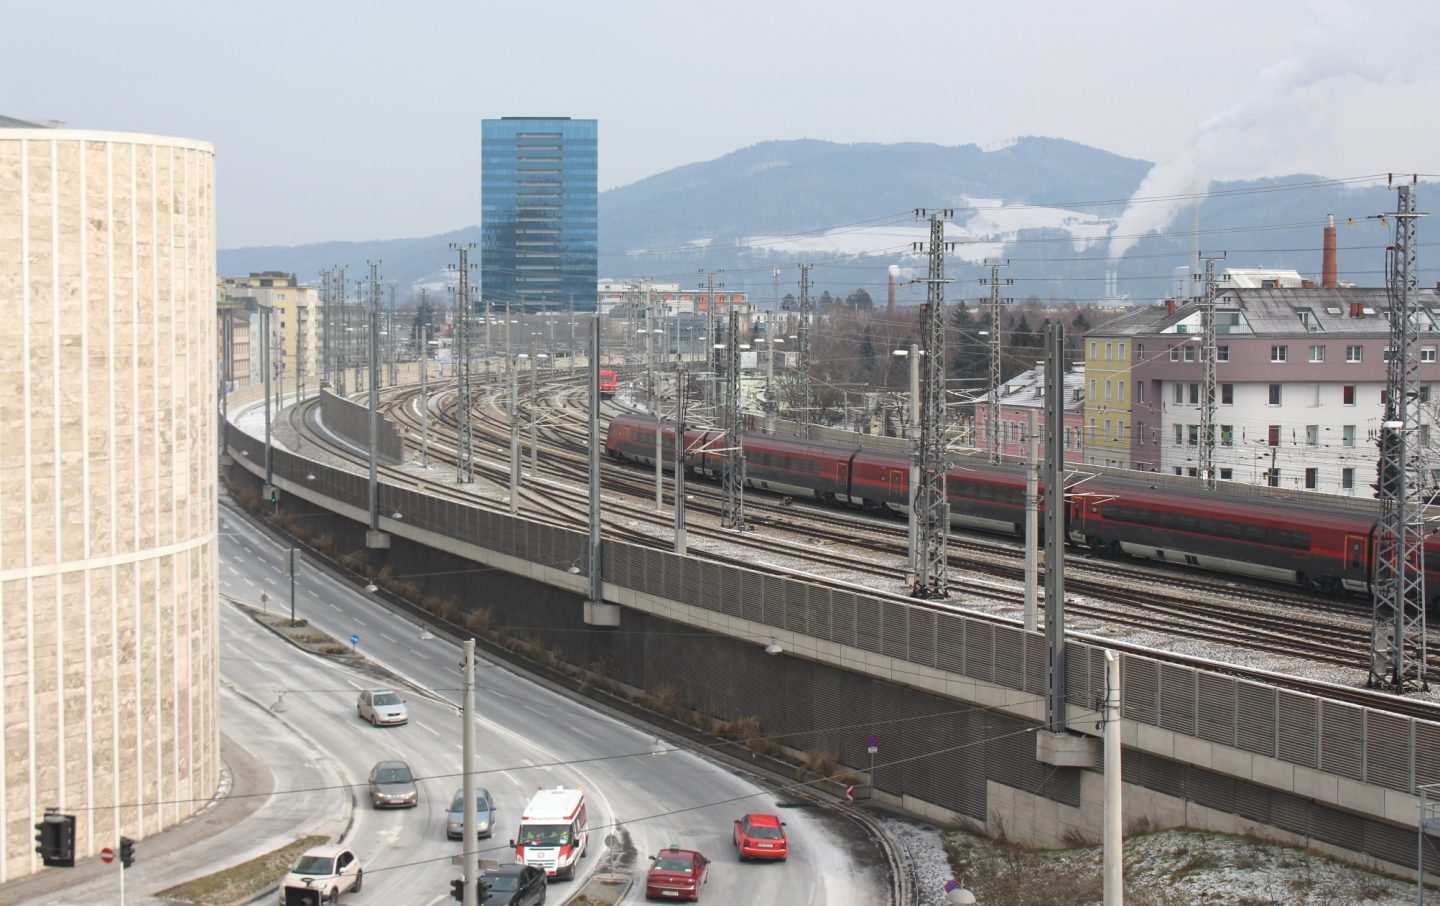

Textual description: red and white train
[606,413,1440,608]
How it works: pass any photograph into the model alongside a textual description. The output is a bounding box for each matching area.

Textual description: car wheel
[369,713,378,727]
[352,870,362,893]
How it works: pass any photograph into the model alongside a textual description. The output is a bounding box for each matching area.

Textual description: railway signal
[119,835,136,868]
[33,812,74,868]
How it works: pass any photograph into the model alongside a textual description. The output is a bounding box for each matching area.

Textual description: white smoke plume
[1108,0,1439,261]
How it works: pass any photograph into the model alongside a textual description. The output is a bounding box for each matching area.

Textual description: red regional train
[599,369,618,398]
[605,413,1440,609]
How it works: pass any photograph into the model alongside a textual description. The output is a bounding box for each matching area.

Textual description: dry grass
[159,834,327,905]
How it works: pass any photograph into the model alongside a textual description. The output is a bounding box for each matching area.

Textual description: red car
[733,813,788,860]
[645,845,709,900]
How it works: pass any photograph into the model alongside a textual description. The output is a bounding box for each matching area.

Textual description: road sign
[845,785,855,803]
[866,734,879,754]
[945,880,961,892]
[350,634,359,648]
[100,847,114,864]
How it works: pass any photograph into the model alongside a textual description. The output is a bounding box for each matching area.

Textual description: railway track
[272,373,1440,720]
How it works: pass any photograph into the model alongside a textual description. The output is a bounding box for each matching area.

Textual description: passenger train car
[605,413,1440,610]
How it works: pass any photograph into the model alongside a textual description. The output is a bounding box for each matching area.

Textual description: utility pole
[367,260,382,536]
[587,316,604,612]
[674,359,688,556]
[528,337,539,475]
[354,278,366,394]
[1370,179,1429,692]
[451,243,476,483]
[699,269,724,408]
[334,265,348,396]
[797,263,814,438]
[1198,254,1226,490]
[419,287,431,469]
[905,343,920,584]
[1043,320,1069,731]
[261,304,274,503]
[461,638,478,906]
[722,307,747,530]
[320,267,332,389]
[763,313,777,435]
[1025,407,1039,632]
[508,354,520,517]
[980,259,1011,463]
[912,211,953,599]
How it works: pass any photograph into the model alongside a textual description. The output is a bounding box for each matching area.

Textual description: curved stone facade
[0,129,217,880]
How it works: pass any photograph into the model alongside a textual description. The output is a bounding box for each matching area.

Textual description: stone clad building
[0,122,218,880]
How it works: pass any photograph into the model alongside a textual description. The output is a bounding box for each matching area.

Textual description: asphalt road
[5,499,887,905]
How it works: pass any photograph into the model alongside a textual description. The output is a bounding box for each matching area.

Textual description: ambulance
[511,786,589,880]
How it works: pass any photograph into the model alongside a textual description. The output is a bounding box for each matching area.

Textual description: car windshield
[291,855,334,875]
[483,874,519,892]
[747,825,782,839]
[376,767,412,784]
[449,792,491,812]
[372,693,401,706]
[654,856,693,872]
[519,824,570,846]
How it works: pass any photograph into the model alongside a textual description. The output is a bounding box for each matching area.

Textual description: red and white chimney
[1322,213,1338,288]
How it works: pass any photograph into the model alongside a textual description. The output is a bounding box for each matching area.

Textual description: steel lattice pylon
[914,210,952,599]
[982,260,1009,464]
[451,243,476,483]
[1198,256,1222,490]
[1370,182,1428,691]
[797,264,813,439]
[722,308,747,530]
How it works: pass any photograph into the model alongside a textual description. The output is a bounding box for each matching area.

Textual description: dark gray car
[368,760,418,809]
[482,863,546,905]
[447,787,497,839]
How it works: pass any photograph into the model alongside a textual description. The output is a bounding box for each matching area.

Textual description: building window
[1271,345,1288,363]
[1343,384,1356,405]
[1220,468,1233,480]
[1309,345,1326,363]
[1188,425,1199,446]
[1268,425,1280,446]
[1423,346,1437,363]
[1174,424,1184,445]
[1342,468,1354,490]
[1090,342,1097,360]
[1137,422,1146,445]
[1184,345,1196,362]
[1268,383,1282,405]
[1220,425,1233,446]
[1384,347,1393,362]
[1119,342,1126,359]
[1091,378,1097,399]
[1305,468,1319,490]
[1104,419,1112,441]
[1217,345,1229,362]
[1343,425,1356,447]
[1089,417,1096,440]
[1169,345,1180,362]
[1423,386,1433,403]
[1266,469,1280,488]
[1423,425,1432,447]
[1137,343,1145,360]
[1221,383,1233,405]
[1105,342,1113,360]
[1136,382,1145,404]
[1174,467,1184,476]
[1187,468,1198,478]
[1173,383,1184,405]
[1104,380,1112,401]
[1189,383,1200,405]
[1118,382,1126,403]
[1346,344,1363,363]
[1306,425,1319,445]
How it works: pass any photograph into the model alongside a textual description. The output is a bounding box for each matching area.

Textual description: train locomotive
[605,413,1440,609]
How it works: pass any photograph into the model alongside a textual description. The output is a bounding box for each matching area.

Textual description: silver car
[447,787,496,839]
[369,760,418,809]
[357,688,408,726]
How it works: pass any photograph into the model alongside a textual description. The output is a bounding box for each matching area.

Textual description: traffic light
[33,813,74,867]
[450,878,464,902]
[119,835,135,869]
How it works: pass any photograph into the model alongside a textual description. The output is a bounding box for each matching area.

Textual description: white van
[511,786,588,880]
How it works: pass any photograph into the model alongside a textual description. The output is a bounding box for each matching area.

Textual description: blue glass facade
[481,117,597,312]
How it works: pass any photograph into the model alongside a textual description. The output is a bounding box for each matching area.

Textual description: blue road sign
[350,634,360,647]
[866,734,879,751]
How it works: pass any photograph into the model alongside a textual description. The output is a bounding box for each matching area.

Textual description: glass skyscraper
[481,117,597,312]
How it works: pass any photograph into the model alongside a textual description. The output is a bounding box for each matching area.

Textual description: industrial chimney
[887,264,899,314]
[1322,213,1338,288]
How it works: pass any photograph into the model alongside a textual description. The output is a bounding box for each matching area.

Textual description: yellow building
[223,271,318,399]
[1082,333,1134,469]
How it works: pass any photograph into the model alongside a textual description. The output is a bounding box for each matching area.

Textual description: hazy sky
[8,0,1438,249]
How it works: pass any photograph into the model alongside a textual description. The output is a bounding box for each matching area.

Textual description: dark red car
[645,845,709,900]
[732,813,788,860]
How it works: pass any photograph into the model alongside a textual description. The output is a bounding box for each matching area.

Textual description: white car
[277,844,362,904]
[356,688,408,726]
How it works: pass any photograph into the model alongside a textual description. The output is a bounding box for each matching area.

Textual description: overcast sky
[7,0,1438,249]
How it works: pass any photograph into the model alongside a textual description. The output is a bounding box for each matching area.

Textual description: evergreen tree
[846,288,874,312]
[1011,313,1039,349]
[860,326,877,376]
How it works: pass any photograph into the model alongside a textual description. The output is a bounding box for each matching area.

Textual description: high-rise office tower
[481,117,597,313]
